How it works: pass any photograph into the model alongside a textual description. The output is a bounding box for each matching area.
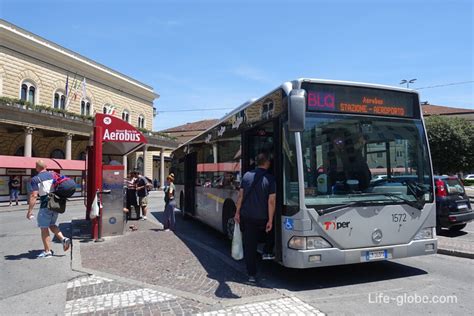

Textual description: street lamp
[400,79,417,88]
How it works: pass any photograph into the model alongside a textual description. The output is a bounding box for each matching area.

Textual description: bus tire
[222,199,236,240]
[180,192,188,220]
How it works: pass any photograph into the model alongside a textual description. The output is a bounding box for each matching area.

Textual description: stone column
[142,145,148,176]
[24,127,34,157]
[160,148,165,189]
[212,143,218,163]
[123,154,128,174]
[65,133,73,160]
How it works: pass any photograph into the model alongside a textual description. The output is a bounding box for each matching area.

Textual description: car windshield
[299,114,433,208]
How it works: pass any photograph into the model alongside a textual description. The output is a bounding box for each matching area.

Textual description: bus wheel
[222,199,236,240]
[180,192,188,220]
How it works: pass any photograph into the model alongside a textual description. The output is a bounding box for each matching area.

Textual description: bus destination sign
[303,83,417,118]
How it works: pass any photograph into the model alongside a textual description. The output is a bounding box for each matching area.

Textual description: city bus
[171,78,437,269]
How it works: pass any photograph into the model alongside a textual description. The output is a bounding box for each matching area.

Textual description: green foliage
[0,96,93,121]
[425,116,474,174]
[463,179,474,186]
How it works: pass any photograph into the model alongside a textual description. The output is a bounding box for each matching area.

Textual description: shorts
[37,207,59,228]
[10,189,19,199]
[138,196,148,207]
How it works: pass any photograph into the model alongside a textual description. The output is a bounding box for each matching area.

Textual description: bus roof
[174,78,419,151]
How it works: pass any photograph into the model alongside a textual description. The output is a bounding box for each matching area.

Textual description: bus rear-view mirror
[288,89,306,132]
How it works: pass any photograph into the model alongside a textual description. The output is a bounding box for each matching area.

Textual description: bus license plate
[365,250,387,261]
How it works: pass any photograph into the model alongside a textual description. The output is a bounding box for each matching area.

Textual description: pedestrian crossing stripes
[198,296,324,316]
[65,276,177,315]
[66,275,113,289]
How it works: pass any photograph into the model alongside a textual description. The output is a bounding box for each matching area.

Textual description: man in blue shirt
[27,160,71,258]
[235,153,276,283]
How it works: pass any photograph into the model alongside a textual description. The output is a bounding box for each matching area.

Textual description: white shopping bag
[231,223,244,260]
[90,194,100,219]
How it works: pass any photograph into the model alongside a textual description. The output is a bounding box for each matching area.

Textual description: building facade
[0,19,178,199]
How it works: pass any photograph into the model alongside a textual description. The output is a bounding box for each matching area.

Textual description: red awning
[0,156,86,171]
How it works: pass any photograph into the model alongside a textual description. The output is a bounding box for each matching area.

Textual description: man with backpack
[135,170,151,220]
[234,153,276,283]
[26,160,71,258]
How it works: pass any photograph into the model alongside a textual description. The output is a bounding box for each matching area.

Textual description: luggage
[51,172,76,198]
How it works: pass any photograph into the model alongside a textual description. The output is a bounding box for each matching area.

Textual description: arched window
[78,151,86,160]
[14,146,36,157]
[138,115,145,129]
[102,106,108,114]
[53,90,66,110]
[122,110,130,122]
[81,99,91,116]
[20,80,36,104]
[50,149,65,159]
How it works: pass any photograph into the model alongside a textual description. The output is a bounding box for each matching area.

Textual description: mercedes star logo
[372,229,383,243]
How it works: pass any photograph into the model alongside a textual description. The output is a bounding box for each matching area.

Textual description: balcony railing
[0,96,94,122]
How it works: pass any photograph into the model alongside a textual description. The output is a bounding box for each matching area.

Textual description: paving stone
[199,297,324,316]
[80,224,272,300]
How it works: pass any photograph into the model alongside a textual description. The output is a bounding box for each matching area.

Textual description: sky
[2,0,473,131]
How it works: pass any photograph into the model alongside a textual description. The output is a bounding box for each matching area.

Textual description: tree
[425,116,474,174]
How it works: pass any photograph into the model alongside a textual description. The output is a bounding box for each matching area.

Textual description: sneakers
[37,250,53,258]
[62,237,71,252]
[141,216,147,221]
[262,253,275,260]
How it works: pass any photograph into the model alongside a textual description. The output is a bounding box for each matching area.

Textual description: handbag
[48,193,67,213]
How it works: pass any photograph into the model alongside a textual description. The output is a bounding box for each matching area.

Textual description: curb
[0,199,84,213]
[437,248,474,259]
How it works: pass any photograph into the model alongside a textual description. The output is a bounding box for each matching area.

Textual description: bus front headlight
[288,236,306,250]
[413,227,434,240]
[288,236,332,250]
[307,237,332,249]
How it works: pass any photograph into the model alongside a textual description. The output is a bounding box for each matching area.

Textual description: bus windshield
[300,113,433,208]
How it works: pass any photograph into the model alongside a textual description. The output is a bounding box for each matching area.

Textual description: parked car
[435,176,474,233]
[463,174,474,180]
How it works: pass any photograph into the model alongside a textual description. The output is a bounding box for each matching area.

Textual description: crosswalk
[64,276,177,315]
[65,275,324,315]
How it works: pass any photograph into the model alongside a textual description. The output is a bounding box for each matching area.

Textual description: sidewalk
[437,221,474,259]
[70,192,324,315]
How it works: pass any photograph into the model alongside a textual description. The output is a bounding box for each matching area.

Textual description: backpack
[144,176,154,192]
[51,172,76,198]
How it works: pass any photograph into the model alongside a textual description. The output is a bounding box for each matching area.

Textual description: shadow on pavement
[259,259,427,292]
[151,210,273,299]
[437,229,468,238]
[152,209,429,294]
[5,249,43,260]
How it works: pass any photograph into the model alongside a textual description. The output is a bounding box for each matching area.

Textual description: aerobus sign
[95,114,146,143]
[302,83,419,118]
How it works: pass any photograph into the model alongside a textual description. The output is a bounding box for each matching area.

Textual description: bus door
[184,152,197,216]
[242,120,283,259]
[242,121,274,174]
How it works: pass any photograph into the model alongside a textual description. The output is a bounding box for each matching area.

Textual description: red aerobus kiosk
[86,114,147,240]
